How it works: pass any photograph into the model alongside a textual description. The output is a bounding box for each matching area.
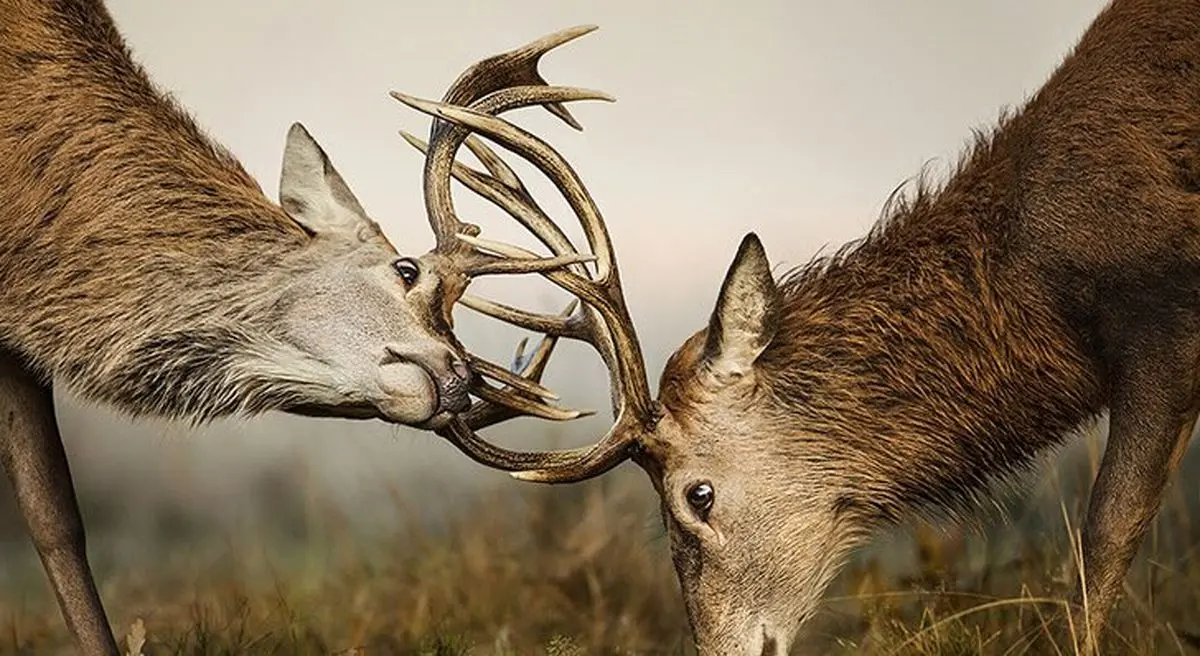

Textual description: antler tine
[461,134,592,277]
[398,130,587,277]
[459,294,588,340]
[419,99,652,419]
[435,313,630,478]
[436,318,638,481]
[438,25,598,130]
[392,85,612,263]
[397,86,625,409]
[467,355,559,401]
[396,27,655,483]
[437,409,636,477]
[393,25,598,262]
[445,301,591,433]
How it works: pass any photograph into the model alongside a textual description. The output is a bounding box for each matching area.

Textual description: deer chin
[376,360,440,425]
[693,619,796,656]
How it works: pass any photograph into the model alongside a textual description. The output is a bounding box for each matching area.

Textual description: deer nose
[438,353,472,414]
[383,345,472,414]
[755,625,780,656]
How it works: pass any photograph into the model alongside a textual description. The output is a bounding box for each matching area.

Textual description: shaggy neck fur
[0,0,320,422]
[757,121,1107,524]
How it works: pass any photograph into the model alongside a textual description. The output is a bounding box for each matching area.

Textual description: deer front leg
[0,353,118,656]
[1072,354,1199,655]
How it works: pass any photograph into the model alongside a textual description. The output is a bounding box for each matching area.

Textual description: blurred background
[7,1,1199,654]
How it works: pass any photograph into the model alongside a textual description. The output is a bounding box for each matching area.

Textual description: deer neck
[0,0,315,419]
[760,167,1106,524]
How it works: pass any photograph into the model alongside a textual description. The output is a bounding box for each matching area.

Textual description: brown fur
[632,0,1200,653]
[0,1,475,653]
[0,0,473,424]
[1,1,319,421]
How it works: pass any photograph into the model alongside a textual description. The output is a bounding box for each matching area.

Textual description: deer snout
[691,617,792,656]
[384,344,472,415]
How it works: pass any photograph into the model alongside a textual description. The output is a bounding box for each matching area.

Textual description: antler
[392,26,658,483]
[405,25,602,277]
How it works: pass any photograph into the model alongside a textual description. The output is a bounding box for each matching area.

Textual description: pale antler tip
[512,336,531,372]
[535,24,601,53]
[510,469,551,482]
[398,130,429,152]
[430,102,474,123]
[546,103,584,131]
[390,91,441,116]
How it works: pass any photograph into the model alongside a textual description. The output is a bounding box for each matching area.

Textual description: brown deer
[0,2,581,654]
[389,2,1200,653]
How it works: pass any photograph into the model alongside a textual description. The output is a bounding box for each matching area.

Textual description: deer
[0,1,586,654]
[386,2,1200,654]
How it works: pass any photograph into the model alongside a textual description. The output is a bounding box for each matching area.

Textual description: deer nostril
[449,355,470,382]
[759,628,777,656]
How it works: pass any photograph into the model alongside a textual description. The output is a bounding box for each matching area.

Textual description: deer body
[642,1,1200,651]
[0,1,484,652]
[392,4,1200,654]
[636,1,1200,650]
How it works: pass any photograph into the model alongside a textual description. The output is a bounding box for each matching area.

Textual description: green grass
[1,432,1198,655]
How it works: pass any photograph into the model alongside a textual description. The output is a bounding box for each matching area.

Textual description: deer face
[273,123,471,428]
[646,413,854,656]
[627,235,860,655]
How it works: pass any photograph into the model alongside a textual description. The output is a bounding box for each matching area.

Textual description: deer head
[389,27,831,654]
[256,122,476,428]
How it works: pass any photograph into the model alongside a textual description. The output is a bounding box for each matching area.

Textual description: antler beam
[394,26,658,482]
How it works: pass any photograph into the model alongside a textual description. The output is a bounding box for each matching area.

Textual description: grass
[0,430,1198,655]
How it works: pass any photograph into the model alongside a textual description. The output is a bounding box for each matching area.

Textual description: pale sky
[54,0,1111,513]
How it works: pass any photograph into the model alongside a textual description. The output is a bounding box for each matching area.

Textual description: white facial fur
[270,123,470,426]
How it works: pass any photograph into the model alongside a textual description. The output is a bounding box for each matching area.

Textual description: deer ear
[702,233,782,381]
[279,122,374,240]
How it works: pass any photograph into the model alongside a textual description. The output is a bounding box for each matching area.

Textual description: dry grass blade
[4,443,1198,653]
[884,598,1073,656]
[124,618,146,656]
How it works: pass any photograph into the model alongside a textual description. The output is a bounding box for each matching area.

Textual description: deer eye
[392,258,420,286]
[685,481,715,521]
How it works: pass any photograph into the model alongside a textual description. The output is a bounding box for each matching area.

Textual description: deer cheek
[377,361,438,421]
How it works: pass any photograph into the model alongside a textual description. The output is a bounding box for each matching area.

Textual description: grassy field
[1,429,1198,655]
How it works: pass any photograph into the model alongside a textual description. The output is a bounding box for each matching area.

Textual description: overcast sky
[55,0,1112,508]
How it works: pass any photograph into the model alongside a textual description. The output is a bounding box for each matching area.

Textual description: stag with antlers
[395,3,1200,653]
[0,2,580,654]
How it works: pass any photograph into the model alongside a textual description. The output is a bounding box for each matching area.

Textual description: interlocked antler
[392,26,658,483]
